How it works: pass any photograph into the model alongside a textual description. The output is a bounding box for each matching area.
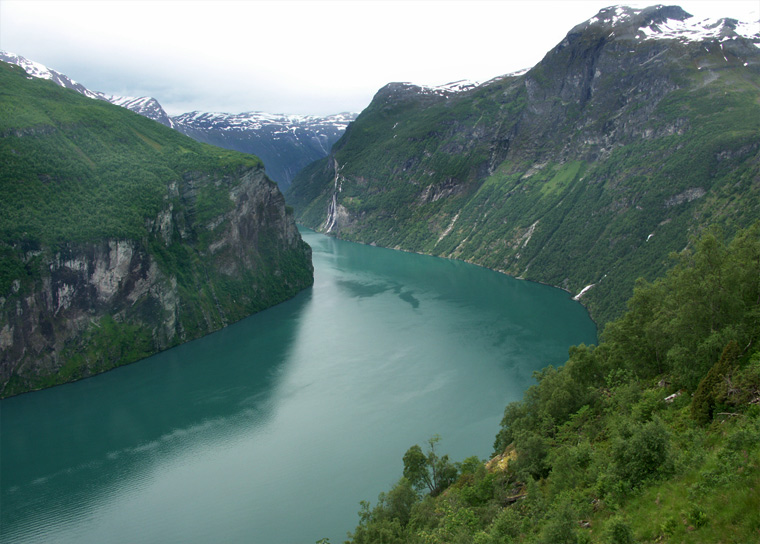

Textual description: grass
[621,416,760,543]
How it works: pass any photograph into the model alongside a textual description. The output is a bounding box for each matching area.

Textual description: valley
[0,228,596,544]
[1,2,759,543]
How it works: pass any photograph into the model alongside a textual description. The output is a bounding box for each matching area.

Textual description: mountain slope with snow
[0,51,356,186]
[0,51,102,100]
[0,51,176,127]
[172,110,357,188]
[577,4,759,43]
[105,94,176,128]
[287,4,760,325]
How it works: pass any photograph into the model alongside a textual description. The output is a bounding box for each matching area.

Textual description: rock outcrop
[0,167,312,397]
[0,62,313,396]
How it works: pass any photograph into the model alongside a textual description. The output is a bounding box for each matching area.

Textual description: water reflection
[1,288,313,543]
[0,229,596,544]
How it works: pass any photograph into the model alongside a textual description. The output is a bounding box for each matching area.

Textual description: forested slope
[0,61,313,396]
[287,6,760,325]
[346,225,760,544]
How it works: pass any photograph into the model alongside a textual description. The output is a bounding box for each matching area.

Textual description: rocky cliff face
[0,62,313,396]
[0,167,312,397]
[287,5,760,324]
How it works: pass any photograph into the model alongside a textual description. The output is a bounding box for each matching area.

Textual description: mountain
[0,51,356,187]
[0,51,177,128]
[286,4,760,325]
[0,61,313,397]
[172,110,356,189]
[0,50,104,100]
[105,94,176,128]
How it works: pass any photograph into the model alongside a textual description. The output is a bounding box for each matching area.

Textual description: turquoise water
[0,229,596,543]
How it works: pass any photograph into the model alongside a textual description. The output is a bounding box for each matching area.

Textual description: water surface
[0,229,596,543]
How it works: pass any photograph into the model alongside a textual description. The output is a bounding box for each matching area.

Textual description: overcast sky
[1,1,758,116]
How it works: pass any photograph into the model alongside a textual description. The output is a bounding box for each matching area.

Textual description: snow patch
[396,79,480,98]
[639,15,759,44]
[573,283,596,301]
[581,7,759,46]
[437,213,460,244]
[172,110,356,133]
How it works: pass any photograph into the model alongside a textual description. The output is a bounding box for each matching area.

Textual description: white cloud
[1,0,757,115]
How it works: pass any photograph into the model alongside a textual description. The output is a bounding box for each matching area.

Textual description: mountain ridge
[286,4,760,325]
[172,109,356,189]
[0,50,357,187]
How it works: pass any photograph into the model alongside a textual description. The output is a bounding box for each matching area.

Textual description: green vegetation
[346,225,760,543]
[0,61,260,248]
[0,61,313,396]
[403,435,460,497]
[288,37,760,326]
[3,315,155,396]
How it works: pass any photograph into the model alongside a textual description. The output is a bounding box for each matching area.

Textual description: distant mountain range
[286,5,760,324]
[0,51,355,187]
[172,110,355,190]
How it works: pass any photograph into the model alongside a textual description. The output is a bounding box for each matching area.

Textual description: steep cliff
[0,62,313,396]
[287,5,760,324]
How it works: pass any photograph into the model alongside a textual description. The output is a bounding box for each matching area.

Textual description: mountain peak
[371,79,480,109]
[586,5,691,29]
[0,50,175,127]
[570,4,759,44]
[0,50,102,100]
[420,79,480,94]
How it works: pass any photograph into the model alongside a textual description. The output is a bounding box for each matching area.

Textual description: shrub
[603,516,636,544]
[612,417,672,488]
[539,499,578,544]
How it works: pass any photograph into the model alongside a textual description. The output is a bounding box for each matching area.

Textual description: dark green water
[0,229,596,544]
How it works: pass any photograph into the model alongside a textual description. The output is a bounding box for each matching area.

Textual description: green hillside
[0,61,313,396]
[0,62,262,246]
[345,225,760,544]
[287,8,760,325]
[287,10,760,538]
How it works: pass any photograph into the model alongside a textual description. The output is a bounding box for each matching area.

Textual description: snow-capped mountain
[0,51,175,127]
[417,79,481,96]
[574,5,759,44]
[172,111,355,134]
[0,50,356,186]
[105,95,176,128]
[287,4,760,326]
[0,51,102,100]
[172,111,356,188]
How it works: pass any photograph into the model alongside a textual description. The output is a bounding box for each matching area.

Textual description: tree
[402,435,458,496]
[539,499,578,544]
[691,340,742,424]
